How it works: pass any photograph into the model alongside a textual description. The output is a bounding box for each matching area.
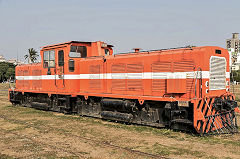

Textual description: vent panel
[173,61,194,72]
[112,63,125,73]
[152,62,171,91]
[209,56,226,90]
[32,70,42,90]
[186,79,194,93]
[23,70,29,89]
[127,63,143,91]
[89,65,101,89]
[17,70,23,88]
[112,64,126,90]
[152,62,171,72]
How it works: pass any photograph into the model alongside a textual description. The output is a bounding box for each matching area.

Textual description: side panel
[167,79,186,93]
[14,46,231,102]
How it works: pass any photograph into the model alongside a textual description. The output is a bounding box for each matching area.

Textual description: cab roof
[41,41,113,49]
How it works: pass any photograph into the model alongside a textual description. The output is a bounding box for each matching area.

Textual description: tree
[24,48,38,63]
[231,70,240,82]
[0,62,9,82]
[5,67,15,80]
[0,62,15,82]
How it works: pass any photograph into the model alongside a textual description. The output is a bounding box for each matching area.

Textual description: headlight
[205,81,209,87]
[226,81,229,86]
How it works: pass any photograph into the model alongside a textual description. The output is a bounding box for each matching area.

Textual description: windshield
[69,45,87,58]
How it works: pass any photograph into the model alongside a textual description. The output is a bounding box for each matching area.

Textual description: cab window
[69,59,75,72]
[69,46,87,58]
[43,50,55,67]
[105,49,110,56]
[58,50,64,66]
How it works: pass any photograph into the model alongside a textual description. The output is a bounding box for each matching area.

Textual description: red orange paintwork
[11,41,236,133]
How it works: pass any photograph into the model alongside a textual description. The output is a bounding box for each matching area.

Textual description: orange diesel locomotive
[9,41,239,135]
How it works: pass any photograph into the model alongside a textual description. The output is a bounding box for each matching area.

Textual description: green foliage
[24,48,38,63]
[5,68,15,80]
[230,70,240,82]
[231,52,237,57]
[0,62,15,82]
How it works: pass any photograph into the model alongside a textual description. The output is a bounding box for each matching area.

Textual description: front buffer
[193,94,239,135]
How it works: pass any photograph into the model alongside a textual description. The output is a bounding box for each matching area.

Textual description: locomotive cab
[41,41,113,68]
[31,41,114,93]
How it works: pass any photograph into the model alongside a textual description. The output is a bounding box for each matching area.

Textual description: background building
[0,55,6,62]
[226,33,240,53]
[0,54,24,65]
[226,33,240,70]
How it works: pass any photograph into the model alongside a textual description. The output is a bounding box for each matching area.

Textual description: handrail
[195,68,202,98]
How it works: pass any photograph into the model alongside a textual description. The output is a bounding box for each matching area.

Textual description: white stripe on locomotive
[15,71,230,80]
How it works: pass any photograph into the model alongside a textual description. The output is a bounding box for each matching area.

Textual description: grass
[0,154,14,159]
[200,135,240,147]
[152,143,204,158]
[6,103,240,148]
[1,83,240,159]
[4,103,240,149]
[0,83,13,90]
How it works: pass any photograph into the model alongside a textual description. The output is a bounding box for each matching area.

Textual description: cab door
[55,50,65,89]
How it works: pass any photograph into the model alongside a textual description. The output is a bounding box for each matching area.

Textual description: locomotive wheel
[170,119,193,132]
[22,95,31,107]
[51,96,61,112]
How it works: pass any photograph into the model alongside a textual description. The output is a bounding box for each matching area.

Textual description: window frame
[105,49,110,56]
[68,59,75,72]
[43,50,56,68]
[69,45,87,58]
[58,50,64,67]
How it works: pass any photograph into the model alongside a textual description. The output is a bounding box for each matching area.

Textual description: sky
[0,0,239,62]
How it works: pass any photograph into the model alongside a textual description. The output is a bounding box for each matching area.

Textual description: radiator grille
[209,56,226,90]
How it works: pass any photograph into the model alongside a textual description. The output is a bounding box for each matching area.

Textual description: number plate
[178,101,189,107]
